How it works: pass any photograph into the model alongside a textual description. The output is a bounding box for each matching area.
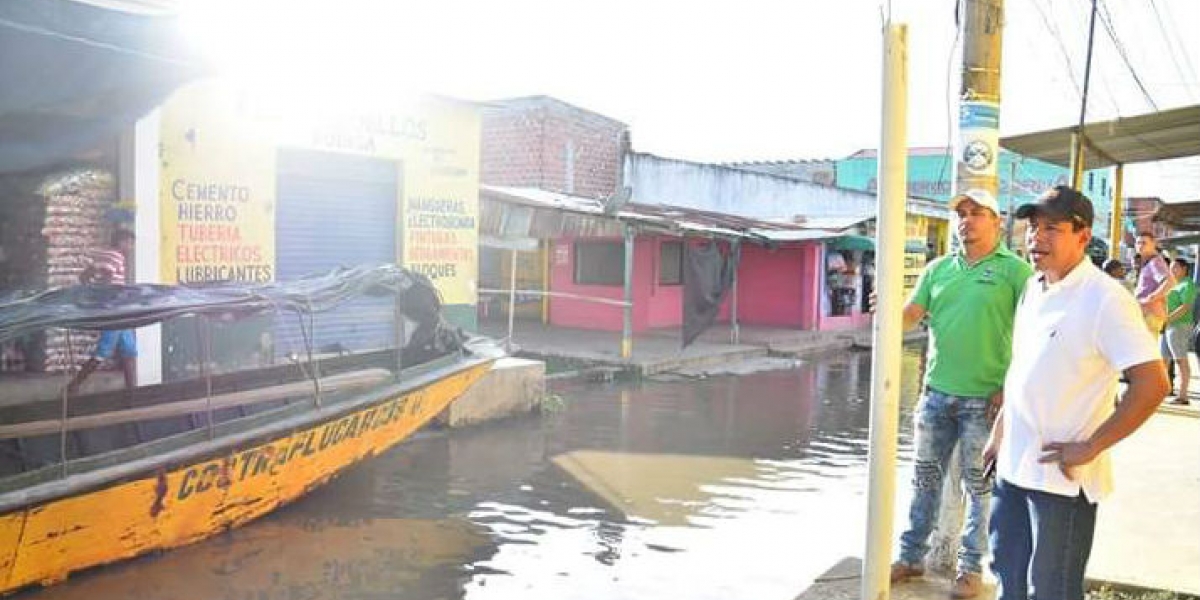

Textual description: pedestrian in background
[66,229,137,394]
[1134,233,1176,392]
[1101,258,1127,282]
[1134,232,1174,334]
[1163,257,1196,405]
[986,186,1168,600]
[889,189,1033,599]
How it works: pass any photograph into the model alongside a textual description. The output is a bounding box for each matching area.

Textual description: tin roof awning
[1153,200,1200,231]
[480,185,864,244]
[0,0,205,174]
[1000,104,1200,170]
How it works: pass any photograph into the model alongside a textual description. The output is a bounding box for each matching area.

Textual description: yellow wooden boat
[0,267,499,595]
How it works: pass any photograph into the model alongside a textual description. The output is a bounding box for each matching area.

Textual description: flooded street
[19,348,926,600]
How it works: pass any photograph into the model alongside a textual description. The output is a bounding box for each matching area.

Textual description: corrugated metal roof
[1154,200,1200,231]
[480,185,853,244]
[1001,105,1200,169]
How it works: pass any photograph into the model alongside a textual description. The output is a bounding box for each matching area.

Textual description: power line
[1024,0,1083,99]
[1147,0,1200,100]
[935,0,964,193]
[1096,0,1159,110]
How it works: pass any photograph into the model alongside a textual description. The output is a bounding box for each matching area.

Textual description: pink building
[477,95,876,337]
[480,186,874,335]
[546,234,870,333]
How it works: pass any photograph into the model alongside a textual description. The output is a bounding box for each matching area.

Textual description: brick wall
[481,96,628,199]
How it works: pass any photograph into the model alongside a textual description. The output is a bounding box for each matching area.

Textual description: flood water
[20,348,927,600]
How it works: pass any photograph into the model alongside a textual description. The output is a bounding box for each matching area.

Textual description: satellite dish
[602,186,632,216]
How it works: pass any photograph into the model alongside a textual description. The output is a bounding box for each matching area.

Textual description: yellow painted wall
[159,80,276,285]
[157,79,480,307]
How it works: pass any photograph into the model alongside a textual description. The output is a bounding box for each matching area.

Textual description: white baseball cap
[948,189,1000,215]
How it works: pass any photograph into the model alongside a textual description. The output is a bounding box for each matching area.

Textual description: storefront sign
[159,83,276,284]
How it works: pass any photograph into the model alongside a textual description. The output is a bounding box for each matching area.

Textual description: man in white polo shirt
[985,186,1168,600]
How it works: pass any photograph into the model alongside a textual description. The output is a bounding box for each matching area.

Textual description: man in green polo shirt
[890,189,1033,598]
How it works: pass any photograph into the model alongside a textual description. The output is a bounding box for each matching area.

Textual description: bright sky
[180,0,1200,200]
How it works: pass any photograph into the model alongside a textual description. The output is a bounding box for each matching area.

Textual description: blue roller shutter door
[275,150,399,358]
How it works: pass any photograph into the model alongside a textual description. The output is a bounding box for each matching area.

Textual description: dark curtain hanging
[682,240,739,348]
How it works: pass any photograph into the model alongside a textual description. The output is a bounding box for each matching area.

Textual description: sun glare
[178,0,419,113]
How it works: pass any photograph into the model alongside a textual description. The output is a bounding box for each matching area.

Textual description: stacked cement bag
[39,169,116,372]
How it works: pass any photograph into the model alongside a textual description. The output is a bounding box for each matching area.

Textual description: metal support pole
[203,317,214,440]
[1110,164,1125,259]
[1006,157,1018,248]
[61,329,75,478]
[1070,131,1087,189]
[542,241,551,324]
[621,225,634,360]
[863,22,908,600]
[1071,0,1099,190]
[395,299,406,376]
[393,267,406,377]
[731,244,740,345]
[507,248,518,352]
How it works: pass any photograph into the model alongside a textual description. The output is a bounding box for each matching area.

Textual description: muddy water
[20,348,926,600]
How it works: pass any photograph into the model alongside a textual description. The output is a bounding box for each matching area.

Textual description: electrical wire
[1146,0,1199,101]
[935,0,964,194]
[1025,0,1084,100]
[1096,0,1159,111]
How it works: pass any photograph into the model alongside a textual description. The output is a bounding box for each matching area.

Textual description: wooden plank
[0,349,399,422]
[0,370,392,440]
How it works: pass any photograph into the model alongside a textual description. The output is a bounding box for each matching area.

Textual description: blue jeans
[898,388,993,573]
[989,478,1097,600]
[95,329,137,359]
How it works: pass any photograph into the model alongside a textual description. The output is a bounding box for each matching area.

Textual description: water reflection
[19,347,925,600]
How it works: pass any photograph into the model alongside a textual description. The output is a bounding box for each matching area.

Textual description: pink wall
[734,244,814,328]
[820,313,873,331]
[548,236,661,332]
[550,235,824,333]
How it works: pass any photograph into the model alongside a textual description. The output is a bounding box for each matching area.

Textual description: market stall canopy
[1154,200,1200,231]
[1000,104,1200,170]
[827,234,875,252]
[0,0,204,174]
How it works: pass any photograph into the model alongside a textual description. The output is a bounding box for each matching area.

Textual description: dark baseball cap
[1015,185,1095,227]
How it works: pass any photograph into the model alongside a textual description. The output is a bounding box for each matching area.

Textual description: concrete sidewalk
[477,320,890,376]
[796,401,1200,599]
[479,321,769,376]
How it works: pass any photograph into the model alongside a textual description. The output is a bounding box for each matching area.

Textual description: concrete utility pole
[931,0,1005,576]
[862,21,908,600]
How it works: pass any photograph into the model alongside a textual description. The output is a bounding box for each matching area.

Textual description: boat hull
[0,359,493,594]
